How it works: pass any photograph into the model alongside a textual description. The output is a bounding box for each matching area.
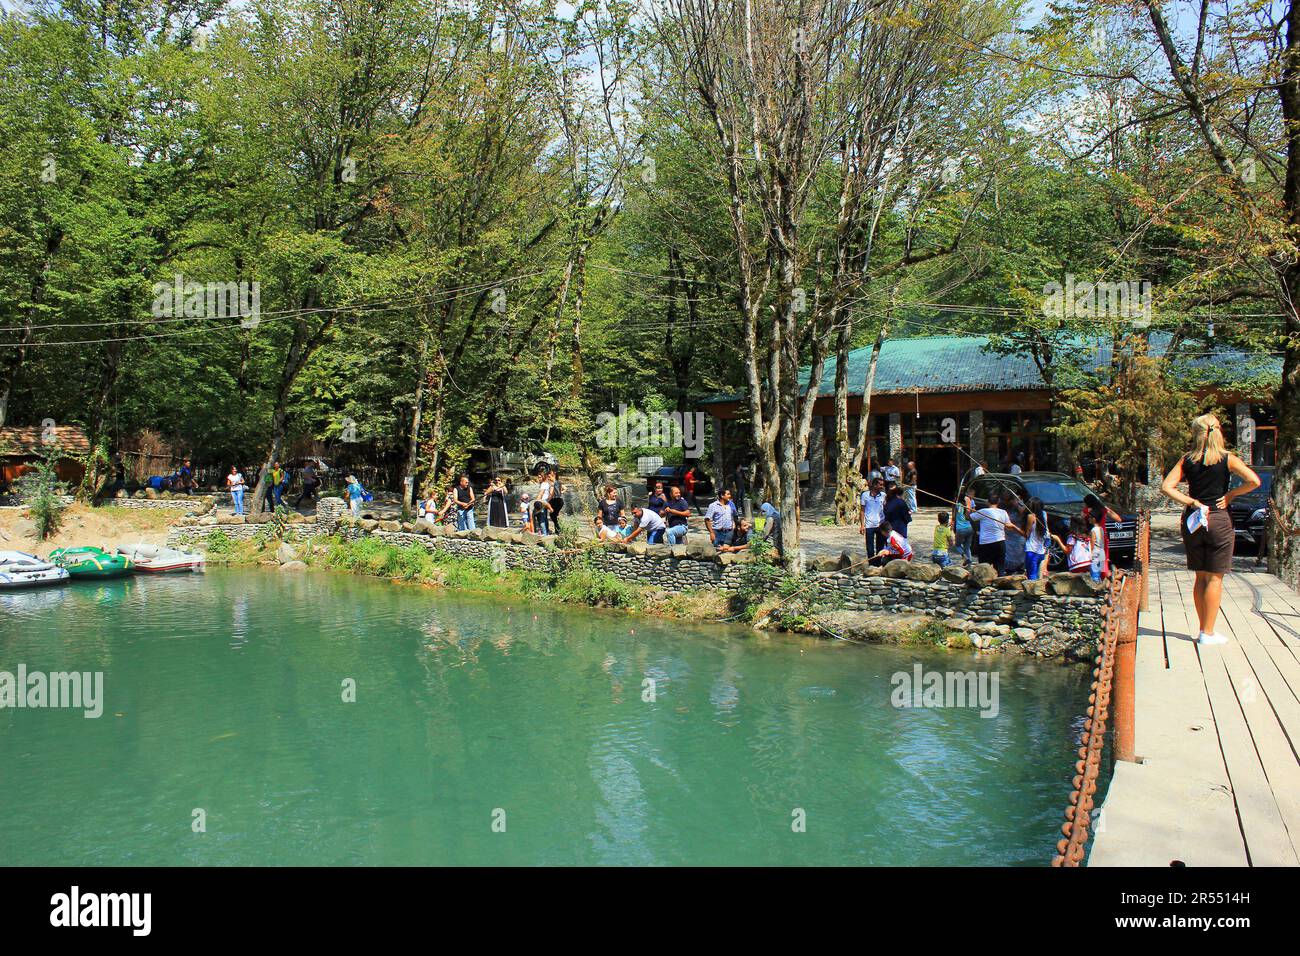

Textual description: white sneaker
[1197,632,1229,645]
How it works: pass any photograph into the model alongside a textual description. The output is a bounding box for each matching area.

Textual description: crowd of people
[859,458,1121,581]
[214,449,1129,584]
[411,468,567,534]
[398,468,788,557]
[592,482,783,555]
[222,459,324,517]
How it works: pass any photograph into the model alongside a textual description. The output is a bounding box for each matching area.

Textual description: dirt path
[0,504,176,558]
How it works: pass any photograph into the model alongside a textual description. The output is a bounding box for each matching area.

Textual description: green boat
[49,546,135,579]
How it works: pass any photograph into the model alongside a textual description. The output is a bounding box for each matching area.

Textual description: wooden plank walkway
[1090,568,1300,866]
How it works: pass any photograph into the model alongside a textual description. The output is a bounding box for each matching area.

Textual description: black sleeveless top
[1183,454,1229,508]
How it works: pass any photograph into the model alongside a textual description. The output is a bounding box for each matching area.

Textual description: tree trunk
[419,359,448,498]
[401,333,430,508]
[78,333,124,502]
[248,309,329,513]
[1271,274,1300,578]
[834,321,887,523]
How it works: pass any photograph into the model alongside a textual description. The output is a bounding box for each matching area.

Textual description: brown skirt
[1181,507,1234,574]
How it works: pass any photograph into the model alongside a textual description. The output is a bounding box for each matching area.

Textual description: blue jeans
[955,528,973,564]
[648,528,665,545]
[534,508,550,535]
[665,524,688,545]
[931,550,950,567]
[713,528,733,548]
[232,488,245,515]
[1025,551,1045,580]
[864,526,882,558]
[457,507,476,531]
[766,514,782,555]
[904,487,917,511]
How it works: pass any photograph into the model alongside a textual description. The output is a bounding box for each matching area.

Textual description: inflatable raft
[0,551,71,588]
[50,546,135,579]
[113,543,204,574]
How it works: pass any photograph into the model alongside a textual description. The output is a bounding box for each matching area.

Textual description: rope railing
[1052,509,1148,867]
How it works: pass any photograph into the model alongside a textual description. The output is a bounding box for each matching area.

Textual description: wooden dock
[1090,568,1300,866]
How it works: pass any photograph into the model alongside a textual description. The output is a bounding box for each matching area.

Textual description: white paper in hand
[1186,506,1209,535]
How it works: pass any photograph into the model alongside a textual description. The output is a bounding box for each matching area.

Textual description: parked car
[645,465,713,498]
[955,470,1138,571]
[1228,465,1272,554]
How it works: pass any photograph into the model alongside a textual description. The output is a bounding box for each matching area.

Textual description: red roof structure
[0,425,91,457]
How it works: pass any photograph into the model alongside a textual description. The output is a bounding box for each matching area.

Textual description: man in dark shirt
[717,519,752,553]
[883,486,911,542]
[664,485,691,545]
[295,462,319,508]
[454,475,476,531]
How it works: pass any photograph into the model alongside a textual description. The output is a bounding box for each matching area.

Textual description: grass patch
[202,530,264,565]
[294,536,748,620]
[813,612,967,648]
[647,588,730,620]
[92,505,177,530]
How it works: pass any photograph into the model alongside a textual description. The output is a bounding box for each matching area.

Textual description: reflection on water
[0,568,1094,866]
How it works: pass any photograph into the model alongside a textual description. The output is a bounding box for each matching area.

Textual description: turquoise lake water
[0,568,1092,865]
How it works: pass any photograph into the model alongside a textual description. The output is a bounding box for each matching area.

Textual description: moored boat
[0,551,71,588]
[113,543,204,574]
[50,546,135,579]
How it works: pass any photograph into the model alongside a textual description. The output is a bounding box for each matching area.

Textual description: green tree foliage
[0,0,1287,556]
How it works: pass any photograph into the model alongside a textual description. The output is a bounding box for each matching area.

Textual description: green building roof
[701,333,1280,405]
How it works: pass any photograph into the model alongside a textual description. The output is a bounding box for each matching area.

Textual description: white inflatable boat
[0,551,71,588]
[113,544,205,574]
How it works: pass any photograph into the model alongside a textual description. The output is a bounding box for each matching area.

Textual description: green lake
[0,568,1092,865]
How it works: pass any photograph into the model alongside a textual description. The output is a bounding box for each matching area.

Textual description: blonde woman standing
[1160,414,1260,644]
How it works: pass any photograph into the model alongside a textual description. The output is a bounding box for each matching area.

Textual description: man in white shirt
[858,476,886,558]
[882,458,901,484]
[971,496,1010,573]
[625,505,667,545]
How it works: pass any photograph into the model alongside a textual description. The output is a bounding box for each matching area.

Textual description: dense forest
[3,0,1300,568]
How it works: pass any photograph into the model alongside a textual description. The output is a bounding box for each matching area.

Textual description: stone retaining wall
[101,496,214,512]
[166,497,1106,659]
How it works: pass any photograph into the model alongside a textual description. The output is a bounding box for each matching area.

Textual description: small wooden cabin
[0,424,91,489]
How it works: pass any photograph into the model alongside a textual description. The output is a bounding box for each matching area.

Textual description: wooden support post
[1113,582,1138,762]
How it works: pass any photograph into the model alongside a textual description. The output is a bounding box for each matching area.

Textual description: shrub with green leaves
[17,445,67,540]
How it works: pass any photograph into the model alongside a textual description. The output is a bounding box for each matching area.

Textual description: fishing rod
[915,485,1071,554]
[914,485,1037,537]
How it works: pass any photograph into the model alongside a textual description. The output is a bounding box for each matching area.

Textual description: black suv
[956,470,1138,570]
[645,465,713,498]
[1228,465,1272,554]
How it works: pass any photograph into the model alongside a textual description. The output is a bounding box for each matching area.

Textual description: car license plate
[1110,530,1134,540]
